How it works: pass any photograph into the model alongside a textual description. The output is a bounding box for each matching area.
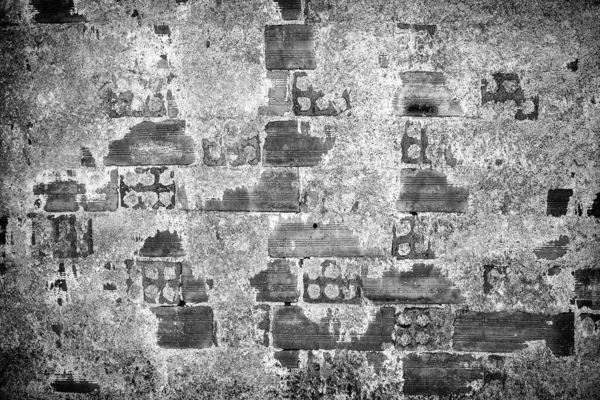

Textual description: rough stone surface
[402,353,483,395]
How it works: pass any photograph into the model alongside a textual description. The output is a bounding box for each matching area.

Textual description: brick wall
[1,0,600,398]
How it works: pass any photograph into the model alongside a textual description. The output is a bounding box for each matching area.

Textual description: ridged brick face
[1,0,599,398]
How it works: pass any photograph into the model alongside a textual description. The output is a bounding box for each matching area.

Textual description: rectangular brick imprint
[263,121,335,167]
[249,259,300,302]
[547,189,573,217]
[141,261,181,305]
[120,167,176,210]
[274,0,302,20]
[31,215,93,259]
[402,353,482,396]
[51,375,99,393]
[395,308,453,350]
[151,306,214,349]
[259,71,292,116]
[397,169,469,213]
[181,261,209,303]
[33,170,118,212]
[303,259,361,304]
[392,72,463,117]
[533,235,569,260]
[203,168,299,212]
[268,221,365,258]
[264,25,316,70]
[104,120,195,166]
[362,264,464,304]
[272,306,394,351]
[574,269,600,309]
[453,311,575,356]
[31,0,86,23]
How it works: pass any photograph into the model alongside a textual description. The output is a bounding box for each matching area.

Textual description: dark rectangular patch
[402,353,482,396]
[274,0,302,20]
[250,259,300,302]
[268,221,365,258]
[396,169,469,213]
[453,311,575,356]
[0,215,7,246]
[272,306,394,351]
[203,168,299,212]
[31,215,93,258]
[181,261,208,303]
[533,235,569,260]
[51,376,99,393]
[274,350,300,368]
[137,230,185,258]
[265,25,316,70]
[574,269,600,309]
[33,170,118,212]
[547,189,573,216]
[362,264,464,304]
[104,120,195,166]
[140,260,181,305]
[392,72,463,117]
[151,306,214,349]
[263,121,335,167]
[31,0,86,23]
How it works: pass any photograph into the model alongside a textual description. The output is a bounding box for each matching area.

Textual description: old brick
[181,261,208,303]
[515,95,540,121]
[104,120,195,166]
[151,306,214,349]
[274,0,302,20]
[32,215,93,258]
[263,121,335,167]
[249,259,300,302]
[362,264,464,304]
[392,216,435,260]
[120,167,176,210]
[33,170,118,212]
[167,89,179,118]
[392,72,463,117]
[274,350,300,368]
[259,71,292,116]
[51,375,99,393]
[154,24,171,36]
[80,147,95,167]
[0,215,7,246]
[574,269,600,309]
[203,168,299,212]
[481,73,526,105]
[272,306,394,351]
[365,352,387,373]
[453,311,575,356]
[137,230,185,258]
[140,260,181,305]
[104,89,167,118]
[303,259,361,304]
[588,192,600,218]
[268,221,365,258]
[265,25,316,70]
[202,135,260,167]
[292,72,350,116]
[396,169,469,213]
[395,308,452,350]
[31,0,85,23]
[402,353,482,396]
[399,121,430,164]
[533,235,569,260]
[481,73,539,121]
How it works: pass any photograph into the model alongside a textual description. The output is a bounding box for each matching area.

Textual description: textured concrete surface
[0,0,599,399]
